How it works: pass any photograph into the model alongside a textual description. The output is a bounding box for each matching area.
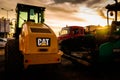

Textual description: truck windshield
[18,10,42,28]
[19,12,27,28]
[59,28,70,36]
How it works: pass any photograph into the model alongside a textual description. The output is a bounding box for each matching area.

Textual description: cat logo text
[37,38,50,47]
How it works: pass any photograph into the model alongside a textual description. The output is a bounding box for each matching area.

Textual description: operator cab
[15,3,45,38]
[106,0,120,33]
[99,0,120,64]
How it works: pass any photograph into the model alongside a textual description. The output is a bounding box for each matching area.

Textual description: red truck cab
[58,26,85,43]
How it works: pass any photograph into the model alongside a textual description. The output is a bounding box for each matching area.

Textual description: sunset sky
[0,0,118,36]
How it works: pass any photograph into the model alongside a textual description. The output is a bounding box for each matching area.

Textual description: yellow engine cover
[19,22,62,68]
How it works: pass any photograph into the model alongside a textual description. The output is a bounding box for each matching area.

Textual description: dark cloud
[97,9,107,19]
[52,0,105,16]
[86,0,102,8]
[47,5,78,14]
[53,0,87,4]
[60,14,86,22]
[46,10,86,22]
[53,0,103,7]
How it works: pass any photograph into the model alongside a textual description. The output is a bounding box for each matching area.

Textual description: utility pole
[1,8,13,20]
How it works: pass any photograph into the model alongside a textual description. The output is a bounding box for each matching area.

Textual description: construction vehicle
[105,0,120,33]
[58,26,96,53]
[5,3,62,74]
[98,0,120,65]
[58,26,84,52]
[58,26,96,66]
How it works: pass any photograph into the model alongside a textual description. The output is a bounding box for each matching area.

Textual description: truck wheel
[5,39,24,77]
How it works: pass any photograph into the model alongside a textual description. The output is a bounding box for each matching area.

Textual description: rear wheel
[5,39,24,79]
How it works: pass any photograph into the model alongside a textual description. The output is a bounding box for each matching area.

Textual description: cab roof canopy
[16,3,45,13]
[105,2,120,11]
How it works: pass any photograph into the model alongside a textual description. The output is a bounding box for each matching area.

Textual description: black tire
[5,39,24,78]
